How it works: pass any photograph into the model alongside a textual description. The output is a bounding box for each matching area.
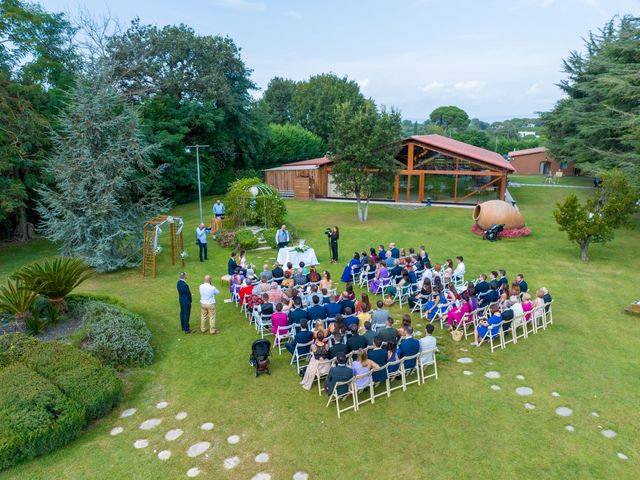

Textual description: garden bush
[215,229,237,248]
[0,363,85,470]
[225,177,287,228]
[235,228,259,250]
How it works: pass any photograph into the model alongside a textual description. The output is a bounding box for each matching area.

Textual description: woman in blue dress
[424,286,446,320]
[473,304,502,345]
[340,252,361,283]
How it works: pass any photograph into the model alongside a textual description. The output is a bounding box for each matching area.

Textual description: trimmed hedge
[75,301,154,368]
[0,363,85,470]
[235,228,259,250]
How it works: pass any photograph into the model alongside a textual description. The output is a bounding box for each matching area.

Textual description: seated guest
[260,264,273,281]
[389,242,400,258]
[408,280,431,309]
[267,282,287,305]
[371,300,390,329]
[501,299,515,331]
[447,291,477,329]
[369,247,378,262]
[342,307,358,331]
[516,273,528,293]
[271,303,289,340]
[304,285,323,306]
[368,337,388,383]
[521,292,533,322]
[443,259,454,279]
[407,267,418,285]
[346,324,368,352]
[252,293,274,324]
[326,352,353,396]
[285,262,294,276]
[389,259,403,279]
[398,326,420,369]
[245,267,258,285]
[331,315,347,338]
[320,271,332,291]
[293,268,307,286]
[307,266,321,284]
[533,289,546,322]
[339,292,355,314]
[227,251,238,276]
[300,331,331,390]
[364,257,377,281]
[355,292,371,314]
[475,274,490,297]
[352,349,379,390]
[321,288,330,304]
[324,295,342,320]
[362,321,375,345]
[230,268,244,296]
[510,296,525,327]
[473,304,502,345]
[378,317,399,344]
[286,319,313,355]
[386,341,400,374]
[340,252,361,283]
[489,270,498,284]
[453,255,466,281]
[369,260,390,294]
[497,269,509,289]
[419,324,437,365]
[288,297,309,327]
[384,251,394,268]
[237,280,253,306]
[282,270,294,289]
[377,244,387,261]
[397,313,412,338]
[510,281,521,299]
[479,280,500,308]
[271,263,284,284]
[357,304,372,330]
[307,295,327,321]
[252,277,270,296]
[344,283,356,300]
[298,261,308,275]
[542,287,553,312]
[424,286,446,320]
[328,333,348,359]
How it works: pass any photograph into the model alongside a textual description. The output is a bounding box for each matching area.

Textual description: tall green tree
[260,123,325,168]
[543,15,640,186]
[329,100,402,222]
[429,106,469,134]
[553,170,638,261]
[259,77,297,125]
[291,73,365,141]
[452,129,491,149]
[37,71,166,272]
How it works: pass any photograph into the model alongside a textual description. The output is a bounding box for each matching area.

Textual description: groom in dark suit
[326,352,353,396]
[177,272,192,333]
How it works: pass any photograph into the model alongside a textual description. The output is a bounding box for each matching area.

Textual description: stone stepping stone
[484,371,501,379]
[293,473,309,480]
[120,408,137,418]
[139,419,162,430]
[515,374,525,380]
[524,403,536,410]
[165,429,184,441]
[156,401,169,409]
[457,357,473,364]
[255,453,270,463]
[459,348,468,352]
[224,456,240,470]
[617,453,628,460]
[515,387,533,396]
[555,407,573,417]
[158,450,171,461]
[252,474,271,480]
[490,385,501,391]
[110,427,124,436]
[187,442,210,458]
[134,439,149,449]
[463,370,473,376]
[551,391,560,397]
[201,422,214,431]
[601,429,617,439]
[227,435,240,444]
[175,412,188,420]
[565,425,575,432]
[186,467,201,477]
[591,412,600,417]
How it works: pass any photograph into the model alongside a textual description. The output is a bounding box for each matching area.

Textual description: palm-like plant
[0,280,39,326]
[12,257,95,312]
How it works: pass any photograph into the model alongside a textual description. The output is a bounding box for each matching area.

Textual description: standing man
[199,275,219,335]
[330,225,339,263]
[275,225,290,251]
[177,272,192,334]
[212,199,225,218]
[196,223,210,262]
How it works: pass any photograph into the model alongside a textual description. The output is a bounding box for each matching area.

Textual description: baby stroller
[249,339,271,377]
[484,223,504,242]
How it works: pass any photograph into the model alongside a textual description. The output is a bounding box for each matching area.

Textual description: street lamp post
[185,144,209,224]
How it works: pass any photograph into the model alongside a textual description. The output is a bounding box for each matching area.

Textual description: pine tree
[37,70,167,272]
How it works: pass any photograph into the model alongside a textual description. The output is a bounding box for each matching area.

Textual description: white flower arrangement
[154,246,163,255]
[180,251,188,259]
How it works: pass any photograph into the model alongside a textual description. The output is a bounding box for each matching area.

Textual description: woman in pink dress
[447,292,477,329]
[271,303,289,342]
[521,292,533,322]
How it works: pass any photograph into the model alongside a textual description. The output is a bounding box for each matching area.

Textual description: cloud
[453,80,485,93]
[357,78,370,88]
[213,0,266,12]
[420,81,444,92]
[284,10,302,18]
[526,83,541,95]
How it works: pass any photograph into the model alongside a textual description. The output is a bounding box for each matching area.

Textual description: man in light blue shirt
[196,223,210,262]
[275,224,290,250]
[212,200,225,218]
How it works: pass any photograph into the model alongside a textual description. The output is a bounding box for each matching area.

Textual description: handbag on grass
[450,330,463,342]
[383,296,394,306]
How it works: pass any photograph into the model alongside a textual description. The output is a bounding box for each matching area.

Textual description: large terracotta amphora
[473,200,525,230]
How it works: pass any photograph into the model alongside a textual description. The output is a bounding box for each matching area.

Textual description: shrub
[225,177,287,228]
[215,230,237,248]
[74,300,154,368]
[235,228,259,250]
[24,311,47,335]
[0,334,39,367]
[0,280,39,324]
[0,363,85,470]
[66,293,126,308]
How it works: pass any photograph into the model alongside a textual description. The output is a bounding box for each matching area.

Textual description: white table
[277,247,319,267]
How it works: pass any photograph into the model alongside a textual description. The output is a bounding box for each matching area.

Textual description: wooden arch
[142,215,185,278]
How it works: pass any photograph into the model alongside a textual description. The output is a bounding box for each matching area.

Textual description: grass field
[0,185,638,479]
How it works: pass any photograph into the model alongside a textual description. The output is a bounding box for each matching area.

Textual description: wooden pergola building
[264,134,515,204]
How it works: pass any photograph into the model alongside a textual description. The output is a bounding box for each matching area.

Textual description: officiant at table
[275,225,290,251]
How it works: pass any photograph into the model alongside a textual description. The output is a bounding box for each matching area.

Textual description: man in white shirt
[196,223,210,262]
[453,255,466,282]
[199,275,219,335]
[419,324,437,365]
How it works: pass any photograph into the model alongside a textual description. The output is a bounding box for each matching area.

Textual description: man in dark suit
[342,307,358,331]
[480,281,500,308]
[307,296,327,321]
[501,301,515,331]
[346,324,368,352]
[498,269,509,289]
[516,274,528,293]
[378,318,399,344]
[475,274,490,297]
[328,333,348,359]
[389,260,403,280]
[271,263,284,284]
[368,337,388,383]
[339,297,355,315]
[227,252,238,276]
[287,298,309,328]
[286,319,313,355]
[326,352,353,396]
[377,244,387,261]
[176,272,192,333]
[389,242,400,258]
[324,295,342,319]
[542,287,553,313]
[398,326,420,369]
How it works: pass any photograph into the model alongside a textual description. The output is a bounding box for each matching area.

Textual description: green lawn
[0,186,638,479]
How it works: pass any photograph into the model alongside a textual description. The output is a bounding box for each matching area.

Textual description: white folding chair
[315,357,335,395]
[326,378,357,418]
[354,371,375,409]
[274,324,295,354]
[290,340,313,373]
[477,321,503,352]
[386,358,404,393]
[542,300,554,328]
[401,353,422,389]
[418,349,438,383]
[256,313,272,338]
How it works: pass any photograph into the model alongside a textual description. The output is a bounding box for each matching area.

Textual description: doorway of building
[539,161,551,175]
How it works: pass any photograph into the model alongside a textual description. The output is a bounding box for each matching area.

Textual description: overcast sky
[42,0,639,121]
